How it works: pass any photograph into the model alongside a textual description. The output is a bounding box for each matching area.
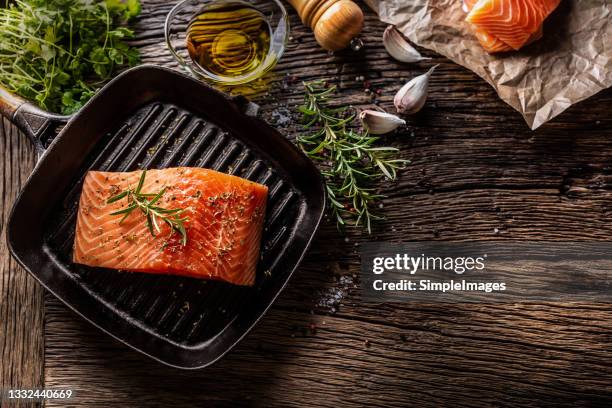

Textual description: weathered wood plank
[44,300,612,407]
[0,118,44,407]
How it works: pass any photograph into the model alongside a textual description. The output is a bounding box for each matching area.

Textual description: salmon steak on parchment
[464,0,560,53]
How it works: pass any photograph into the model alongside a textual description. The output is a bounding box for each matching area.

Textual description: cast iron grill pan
[6,65,325,369]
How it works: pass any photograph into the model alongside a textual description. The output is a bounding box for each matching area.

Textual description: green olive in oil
[186,1,272,79]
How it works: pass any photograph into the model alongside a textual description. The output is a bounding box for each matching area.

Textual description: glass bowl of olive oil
[165,0,289,86]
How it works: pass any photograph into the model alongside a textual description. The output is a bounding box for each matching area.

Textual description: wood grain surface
[1,0,612,407]
[0,119,44,407]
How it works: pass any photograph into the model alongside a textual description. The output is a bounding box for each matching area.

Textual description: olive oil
[186,1,272,79]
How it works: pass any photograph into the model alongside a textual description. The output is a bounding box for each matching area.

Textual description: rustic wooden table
[2,1,612,406]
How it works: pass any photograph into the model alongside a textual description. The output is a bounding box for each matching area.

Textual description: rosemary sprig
[296,80,409,233]
[106,170,189,246]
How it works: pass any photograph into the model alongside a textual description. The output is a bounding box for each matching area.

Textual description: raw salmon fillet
[469,17,543,53]
[463,0,514,52]
[73,167,268,286]
[464,0,559,53]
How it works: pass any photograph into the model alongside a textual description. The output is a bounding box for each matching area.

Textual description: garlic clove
[359,110,406,135]
[394,64,438,114]
[383,25,430,63]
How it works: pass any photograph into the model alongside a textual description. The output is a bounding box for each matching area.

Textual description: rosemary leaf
[135,169,146,194]
[149,186,167,206]
[109,203,137,216]
[106,190,128,204]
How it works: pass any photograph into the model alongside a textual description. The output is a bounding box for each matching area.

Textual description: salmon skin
[463,0,560,53]
[73,167,268,286]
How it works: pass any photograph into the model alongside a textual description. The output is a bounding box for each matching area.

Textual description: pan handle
[0,84,70,155]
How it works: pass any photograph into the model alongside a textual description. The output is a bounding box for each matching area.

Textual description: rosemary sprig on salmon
[74,168,267,286]
[107,170,189,246]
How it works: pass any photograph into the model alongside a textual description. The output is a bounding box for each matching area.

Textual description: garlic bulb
[394,65,438,114]
[383,25,430,63]
[359,110,406,134]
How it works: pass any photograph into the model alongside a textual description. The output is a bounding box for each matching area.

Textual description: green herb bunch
[0,0,141,114]
[297,81,409,233]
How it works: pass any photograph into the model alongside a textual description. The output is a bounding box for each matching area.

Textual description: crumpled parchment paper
[366,0,612,129]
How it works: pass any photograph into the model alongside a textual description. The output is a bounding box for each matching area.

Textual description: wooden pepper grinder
[286,0,364,51]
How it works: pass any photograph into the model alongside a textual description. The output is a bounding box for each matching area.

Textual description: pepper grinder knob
[286,0,364,51]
